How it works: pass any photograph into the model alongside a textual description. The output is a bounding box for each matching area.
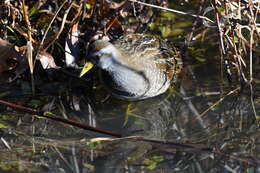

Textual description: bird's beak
[80,62,94,77]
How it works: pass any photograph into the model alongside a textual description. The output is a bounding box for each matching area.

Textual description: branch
[0,100,122,137]
[128,0,214,24]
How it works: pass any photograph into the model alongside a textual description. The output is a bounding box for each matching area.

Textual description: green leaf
[29,6,38,17]
[86,142,98,148]
[144,160,157,170]
[143,155,164,170]
[0,115,13,121]
[6,26,15,33]
[85,3,92,10]
[28,99,45,108]
[0,123,9,128]
[34,115,47,119]
[152,156,164,162]
[160,12,176,19]
[217,6,225,12]
[195,57,206,62]
[0,91,10,98]
[83,163,95,171]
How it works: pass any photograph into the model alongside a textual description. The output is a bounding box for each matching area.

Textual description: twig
[35,1,67,61]
[21,0,35,95]
[44,2,73,51]
[53,146,75,172]
[132,136,212,152]
[248,1,258,121]
[21,0,32,42]
[213,1,225,55]
[91,136,258,166]
[0,99,122,137]
[185,0,206,46]
[196,87,241,120]
[1,137,12,150]
[128,0,215,24]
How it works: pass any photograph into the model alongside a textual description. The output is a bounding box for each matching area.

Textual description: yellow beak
[80,62,94,77]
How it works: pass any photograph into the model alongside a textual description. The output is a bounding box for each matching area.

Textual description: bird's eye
[95,53,101,58]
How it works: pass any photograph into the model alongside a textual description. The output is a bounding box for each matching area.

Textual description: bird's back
[113,34,182,82]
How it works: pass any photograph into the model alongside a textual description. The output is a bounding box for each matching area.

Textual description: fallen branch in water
[0,99,122,137]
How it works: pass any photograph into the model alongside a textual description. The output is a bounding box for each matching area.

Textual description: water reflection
[89,63,259,172]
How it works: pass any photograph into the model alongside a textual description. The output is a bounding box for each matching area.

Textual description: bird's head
[80,40,118,77]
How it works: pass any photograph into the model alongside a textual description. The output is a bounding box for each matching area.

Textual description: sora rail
[80,34,183,101]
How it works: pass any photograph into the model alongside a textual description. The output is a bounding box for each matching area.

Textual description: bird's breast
[99,65,150,100]
[99,61,169,100]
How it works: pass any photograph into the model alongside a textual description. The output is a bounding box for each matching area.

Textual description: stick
[0,100,122,137]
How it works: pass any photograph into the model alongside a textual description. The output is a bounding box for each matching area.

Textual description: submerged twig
[197,87,241,120]
[86,136,258,166]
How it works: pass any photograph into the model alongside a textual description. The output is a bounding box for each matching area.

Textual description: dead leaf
[108,1,127,9]
[27,41,34,74]
[11,46,28,80]
[65,22,80,67]
[37,51,59,69]
[0,39,21,72]
[100,0,127,18]
[89,137,116,142]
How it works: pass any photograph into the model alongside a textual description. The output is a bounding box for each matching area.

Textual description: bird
[80,34,183,101]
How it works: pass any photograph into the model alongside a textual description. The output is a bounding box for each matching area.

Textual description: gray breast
[99,66,150,100]
[99,60,169,100]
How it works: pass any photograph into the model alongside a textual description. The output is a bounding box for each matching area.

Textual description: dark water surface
[0,52,258,173]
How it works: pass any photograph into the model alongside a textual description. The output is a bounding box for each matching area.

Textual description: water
[0,49,259,172]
